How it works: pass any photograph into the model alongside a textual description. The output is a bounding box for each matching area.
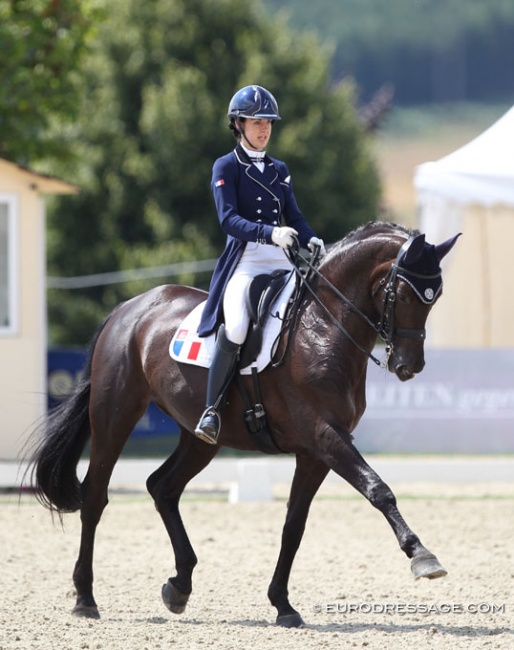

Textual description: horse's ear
[434,233,462,262]
[402,233,426,265]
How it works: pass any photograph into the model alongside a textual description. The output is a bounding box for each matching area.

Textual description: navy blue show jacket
[197,144,316,337]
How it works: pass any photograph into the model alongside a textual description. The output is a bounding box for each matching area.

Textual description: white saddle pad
[169,273,296,374]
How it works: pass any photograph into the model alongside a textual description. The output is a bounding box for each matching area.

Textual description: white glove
[308,236,326,257]
[272,226,298,249]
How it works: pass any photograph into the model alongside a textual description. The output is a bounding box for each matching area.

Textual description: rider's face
[241,118,273,151]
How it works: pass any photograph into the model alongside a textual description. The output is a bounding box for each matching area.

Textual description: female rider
[194,84,325,444]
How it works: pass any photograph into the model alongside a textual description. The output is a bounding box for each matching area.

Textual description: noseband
[288,236,441,367]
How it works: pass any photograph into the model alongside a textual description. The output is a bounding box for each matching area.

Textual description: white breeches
[222,242,293,345]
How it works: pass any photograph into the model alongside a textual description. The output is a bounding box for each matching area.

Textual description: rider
[194,84,326,444]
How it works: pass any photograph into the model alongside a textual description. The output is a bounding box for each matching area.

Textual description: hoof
[162,579,190,614]
[276,612,305,628]
[72,604,100,619]
[411,553,448,580]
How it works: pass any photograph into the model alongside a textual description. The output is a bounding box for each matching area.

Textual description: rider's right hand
[272,226,298,249]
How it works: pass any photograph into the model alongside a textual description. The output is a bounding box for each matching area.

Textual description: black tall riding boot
[194,325,240,444]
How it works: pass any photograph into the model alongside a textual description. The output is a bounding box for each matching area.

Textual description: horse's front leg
[317,426,447,580]
[268,454,329,628]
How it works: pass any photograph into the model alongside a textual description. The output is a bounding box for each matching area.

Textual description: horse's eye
[397,290,410,304]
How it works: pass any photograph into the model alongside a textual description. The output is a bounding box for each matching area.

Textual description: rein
[285,242,386,367]
[280,236,438,368]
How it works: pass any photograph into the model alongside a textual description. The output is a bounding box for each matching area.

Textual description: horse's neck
[306,246,384,353]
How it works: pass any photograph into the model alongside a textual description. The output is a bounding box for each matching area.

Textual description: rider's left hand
[308,236,326,258]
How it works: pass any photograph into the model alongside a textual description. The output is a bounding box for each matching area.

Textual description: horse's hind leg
[146,428,219,615]
[268,454,329,627]
[72,465,110,617]
[319,429,447,580]
[72,393,149,617]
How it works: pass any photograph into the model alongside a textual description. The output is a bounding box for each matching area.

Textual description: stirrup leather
[194,407,220,445]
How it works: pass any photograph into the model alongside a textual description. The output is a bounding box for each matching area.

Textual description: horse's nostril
[395,364,415,382]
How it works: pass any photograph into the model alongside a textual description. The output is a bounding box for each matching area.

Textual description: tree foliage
[45,0,380,345]
[0,0,99,163]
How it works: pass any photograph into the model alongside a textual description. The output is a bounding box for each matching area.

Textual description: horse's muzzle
[389,355,425,381]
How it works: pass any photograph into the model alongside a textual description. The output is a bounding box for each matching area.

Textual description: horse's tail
[27,317,111,514]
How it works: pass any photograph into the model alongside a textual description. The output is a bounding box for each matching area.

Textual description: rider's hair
[228,117,245,140]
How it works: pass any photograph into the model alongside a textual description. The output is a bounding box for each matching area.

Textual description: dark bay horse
[28,221,459,628]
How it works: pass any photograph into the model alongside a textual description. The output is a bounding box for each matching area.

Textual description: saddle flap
[245,269,291,326]
[240,269,291,368]
[246,273,274,323]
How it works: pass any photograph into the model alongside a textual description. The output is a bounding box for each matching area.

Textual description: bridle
[285,236,441,368]
[372,236,441,351]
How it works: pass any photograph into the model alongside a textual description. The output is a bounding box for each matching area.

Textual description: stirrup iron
[194,407,220,445]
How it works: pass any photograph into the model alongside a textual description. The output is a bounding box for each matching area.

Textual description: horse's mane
[344,220,417,243]
[326,220,420,260]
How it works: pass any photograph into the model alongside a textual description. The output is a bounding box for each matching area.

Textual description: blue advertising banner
[47,348,179,439]
[359,348,514,454]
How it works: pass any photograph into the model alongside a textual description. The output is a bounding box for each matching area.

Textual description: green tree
[0,0,100,163]
[46,0,380,345]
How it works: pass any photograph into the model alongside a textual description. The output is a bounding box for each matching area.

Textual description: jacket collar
[234,143,273,168]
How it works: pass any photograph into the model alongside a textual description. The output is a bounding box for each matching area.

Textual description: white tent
[414,105,514,347]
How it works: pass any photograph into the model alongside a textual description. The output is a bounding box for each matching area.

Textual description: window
[0,194,18,333]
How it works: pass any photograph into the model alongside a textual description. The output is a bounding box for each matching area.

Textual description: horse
[27,220,459,628]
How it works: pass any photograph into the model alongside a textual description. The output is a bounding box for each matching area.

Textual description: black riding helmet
[227,85,281,144]
[228,85,281,120]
